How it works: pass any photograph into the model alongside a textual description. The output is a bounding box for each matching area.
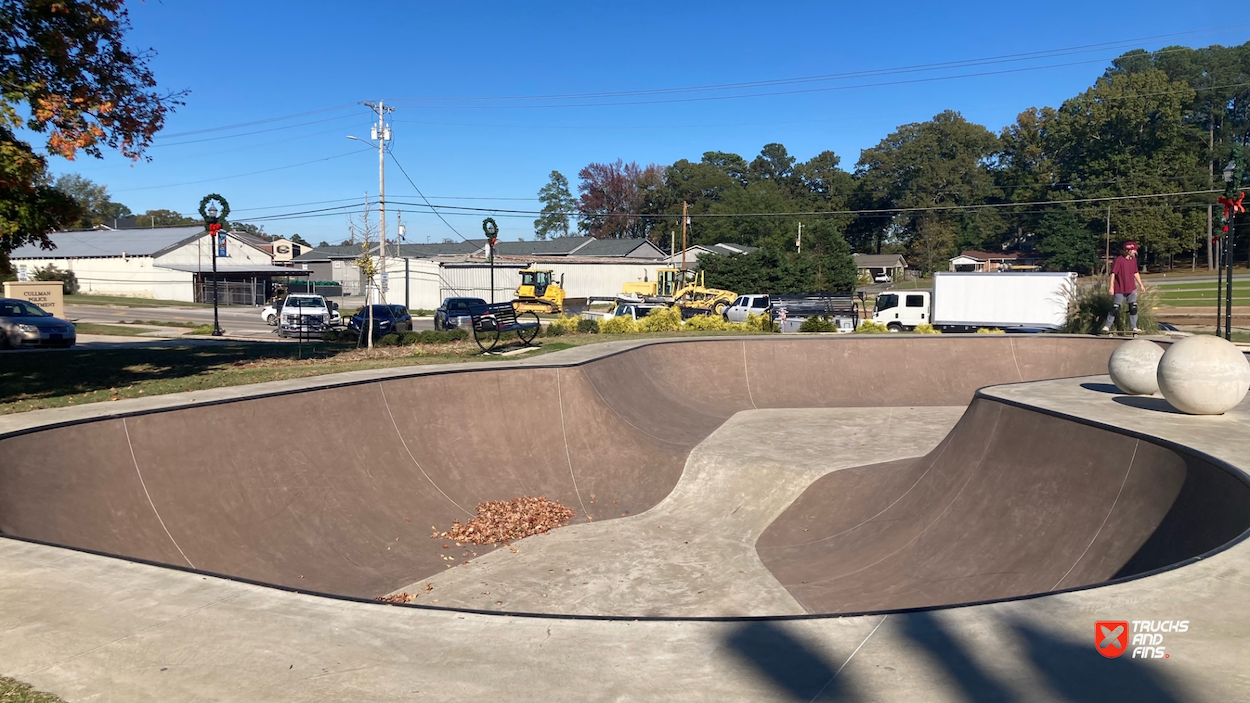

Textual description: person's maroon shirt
[1112,255,1139,295]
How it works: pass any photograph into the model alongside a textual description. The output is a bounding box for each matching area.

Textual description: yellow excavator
[513,267,567,314]
[622,268,736,316]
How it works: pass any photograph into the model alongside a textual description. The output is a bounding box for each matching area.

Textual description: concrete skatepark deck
[2,335,1249,701]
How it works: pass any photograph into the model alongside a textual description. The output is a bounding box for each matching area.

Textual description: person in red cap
[1102,241,1146,334]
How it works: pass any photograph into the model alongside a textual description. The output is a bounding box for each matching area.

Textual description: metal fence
[198,280,265,306]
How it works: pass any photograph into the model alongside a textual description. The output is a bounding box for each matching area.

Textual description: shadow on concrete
[897,611,1018,702]
[1080,382,1122,394]
[727,621,857,701]
[1010,619,1188,703]
[1112,396,1183,414]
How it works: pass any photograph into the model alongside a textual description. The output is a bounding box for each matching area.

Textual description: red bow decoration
[208,223,221,235]
[1218,192,1245,233]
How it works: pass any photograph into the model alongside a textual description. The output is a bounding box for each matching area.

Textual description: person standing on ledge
[1103,241,1146,334]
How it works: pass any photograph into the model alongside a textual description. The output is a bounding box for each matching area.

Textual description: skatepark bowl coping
[2,336,1249,620]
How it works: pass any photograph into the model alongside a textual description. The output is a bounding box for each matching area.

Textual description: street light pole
[198,196,230,337]
[1221,157,1245,340]
[483,218,499,303]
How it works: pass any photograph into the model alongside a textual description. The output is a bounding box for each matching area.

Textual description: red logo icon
[1096,621,1129,658]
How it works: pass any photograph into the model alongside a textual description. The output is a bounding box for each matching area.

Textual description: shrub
[1061,280,1158,334]
[323,329,341,342]
[577,318,600,334]
[400,331,422,345]
[600,315,637,334]
[684,314,735,331]
[799,315,837,333]
[636,306,682,332]
[913,323,941,334]
[976,327,1005,334]
[856,320,889,334]
[378,333,402,346]
[746,312,777,332]
[33,264,79,294]
[544,314,582,336]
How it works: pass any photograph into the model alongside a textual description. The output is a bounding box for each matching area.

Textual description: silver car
[0,298,76,349]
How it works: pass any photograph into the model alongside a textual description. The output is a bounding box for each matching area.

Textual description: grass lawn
[0,331,764,415]
[66,294,211,308]
[0,676,66,703]
[72,322,175,337]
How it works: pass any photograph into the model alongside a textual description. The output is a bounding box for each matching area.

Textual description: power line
[151,113,360,148]
[239,188,1225,224]
[111,148,374,192]
[385,148,472,242]
[390,27,1244,105]
[156,103,359,139]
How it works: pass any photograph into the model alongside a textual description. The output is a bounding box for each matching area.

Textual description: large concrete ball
[1109,339,1165,395]
[1157,335,1250,415]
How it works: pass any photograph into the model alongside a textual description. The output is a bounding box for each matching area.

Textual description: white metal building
[8,227,298,303]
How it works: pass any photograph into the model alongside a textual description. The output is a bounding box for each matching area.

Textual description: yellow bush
[545,314,582,335]
[976,327,1005,334]
[746,313,777,332]
[856,320,888,334]
[636,306,683,332]
[913,323,941,334]
[600,315,637,334]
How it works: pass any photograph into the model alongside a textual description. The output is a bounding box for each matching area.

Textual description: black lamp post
[483,217,499,303]
[199,193,230,337]
[208,202,224,336]
[1223,159,1236,340]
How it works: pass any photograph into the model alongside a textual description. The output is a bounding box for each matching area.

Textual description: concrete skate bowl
[2,335,1248,618]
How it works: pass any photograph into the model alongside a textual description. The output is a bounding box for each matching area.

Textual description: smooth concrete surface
[0,336,1119,603]
[387,407,965,616]
[1156,334,1250,414]
[6,336,1250,700]
[1108,338,1164,395]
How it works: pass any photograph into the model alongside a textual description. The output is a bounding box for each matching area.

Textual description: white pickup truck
[265,294,340,338]
[872,272,1075,332]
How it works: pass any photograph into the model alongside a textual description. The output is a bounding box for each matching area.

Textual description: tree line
[536,43,1250,276]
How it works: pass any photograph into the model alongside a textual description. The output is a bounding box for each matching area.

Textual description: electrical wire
[237,188,1225,224]
[111,148,375,192]
[384,148,472,242]
[151,113,360,148]
[390,27,1244,104]
[156,103,360,139]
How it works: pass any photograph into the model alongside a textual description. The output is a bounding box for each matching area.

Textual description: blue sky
[43,1,1247,244]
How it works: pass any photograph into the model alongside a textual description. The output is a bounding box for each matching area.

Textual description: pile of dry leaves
[435,496,574,545]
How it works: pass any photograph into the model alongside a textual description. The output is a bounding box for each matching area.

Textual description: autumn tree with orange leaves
[1,0,183,270]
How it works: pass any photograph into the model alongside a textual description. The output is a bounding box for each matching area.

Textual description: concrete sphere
[1108,339,1165,395]
[1157,335,1250,415]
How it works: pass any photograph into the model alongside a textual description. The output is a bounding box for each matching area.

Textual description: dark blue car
[347,304,412,336]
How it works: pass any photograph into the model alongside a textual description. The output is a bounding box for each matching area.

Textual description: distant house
[948,250,1040,272]
[8,227,306,303]
[663,242,759,266]
[852,253,907,282]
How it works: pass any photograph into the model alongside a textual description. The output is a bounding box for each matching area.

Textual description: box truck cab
[873,292,930,331]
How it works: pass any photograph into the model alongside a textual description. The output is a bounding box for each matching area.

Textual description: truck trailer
[872,272,1075,332]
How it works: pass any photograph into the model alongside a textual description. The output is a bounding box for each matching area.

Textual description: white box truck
[871,272,1075,332]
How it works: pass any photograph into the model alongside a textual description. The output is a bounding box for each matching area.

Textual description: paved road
[65,304,435,340]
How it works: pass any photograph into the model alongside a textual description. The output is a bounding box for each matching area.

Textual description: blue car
[347,304,412,336]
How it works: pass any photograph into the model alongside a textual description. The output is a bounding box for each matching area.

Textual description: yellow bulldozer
[622,268,736,316]
[513,267,567,314]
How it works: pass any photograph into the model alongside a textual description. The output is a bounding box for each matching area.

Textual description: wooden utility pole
[681,201,689,271]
